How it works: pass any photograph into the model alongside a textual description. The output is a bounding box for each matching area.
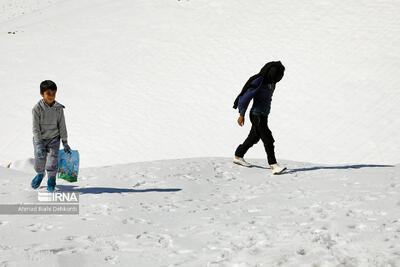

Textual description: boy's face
[41,90,56,106]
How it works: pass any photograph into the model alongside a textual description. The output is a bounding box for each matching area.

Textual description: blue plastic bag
[58,150,79,182]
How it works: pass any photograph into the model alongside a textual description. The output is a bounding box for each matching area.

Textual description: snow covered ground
[1,0,400,266]
[0,159,399,266]
[0,0,63,24]
[0,0,399,167]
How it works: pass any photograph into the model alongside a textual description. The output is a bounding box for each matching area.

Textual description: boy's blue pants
[33,136,60,178]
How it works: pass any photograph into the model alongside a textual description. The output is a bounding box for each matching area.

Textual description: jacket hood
[259,61,285,84]
[39,99,65,109]
[233,61,285,109]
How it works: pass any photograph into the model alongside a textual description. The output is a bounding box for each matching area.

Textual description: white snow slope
[1,1,400,266]
[0,0,399,167]
[0,159,399,266]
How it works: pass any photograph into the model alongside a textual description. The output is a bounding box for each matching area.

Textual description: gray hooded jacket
[32,99,68,143]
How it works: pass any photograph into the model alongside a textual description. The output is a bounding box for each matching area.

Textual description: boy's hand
[62,140,72,154]
[237,116,245,126]
[35,142,46,159]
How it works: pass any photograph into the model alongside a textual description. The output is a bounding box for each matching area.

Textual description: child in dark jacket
[233,61,287,174]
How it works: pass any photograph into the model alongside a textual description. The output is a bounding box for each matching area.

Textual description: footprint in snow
[26,223,54,232]
[104,255,119,264]
[121,217,152,225]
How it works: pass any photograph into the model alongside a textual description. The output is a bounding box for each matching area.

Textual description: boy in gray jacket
[31,80,72,192]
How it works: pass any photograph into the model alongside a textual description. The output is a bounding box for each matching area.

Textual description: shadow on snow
[251,164,394,174]
[55,185,182,194]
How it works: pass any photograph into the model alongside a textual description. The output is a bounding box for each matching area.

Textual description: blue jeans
[33,136,60,177]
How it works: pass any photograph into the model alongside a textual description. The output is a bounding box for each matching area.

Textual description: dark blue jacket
[237,77,275,116]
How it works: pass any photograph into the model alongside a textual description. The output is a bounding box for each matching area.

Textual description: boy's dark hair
[40,80,57,94]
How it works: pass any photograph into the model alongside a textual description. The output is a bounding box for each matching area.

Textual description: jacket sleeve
[233,74,259,109]
[237,87,260,116]
[58,108,68,142]
[32,108,42,143]
[237,80,261,116]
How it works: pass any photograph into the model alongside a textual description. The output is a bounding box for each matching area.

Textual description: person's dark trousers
[235,113,277,165]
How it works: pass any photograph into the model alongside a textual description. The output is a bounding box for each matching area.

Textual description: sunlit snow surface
[0,0,399,266]
[0,0,399,167]
[1,159,400,266]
